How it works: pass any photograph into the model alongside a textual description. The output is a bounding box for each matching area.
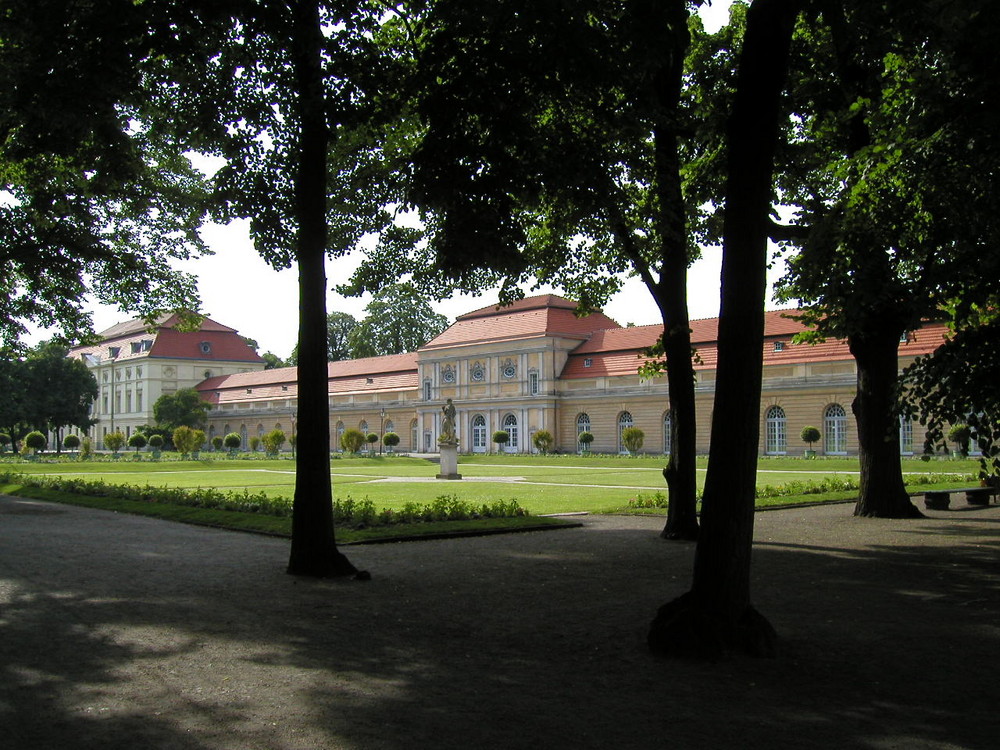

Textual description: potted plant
[224,432,242,456]
[578,430,594,454]
[24,430,47,460]
[532,429,554,455]
[620,426,645,455]
[800,426,821,458]
[492,429,510,453]
[104,431,126,458]
[128,432,147,459]
[261,429,286,458]
[948,423,971,458]
[340,428,365,454]
[148,434,164,459]
[382,431,400,454]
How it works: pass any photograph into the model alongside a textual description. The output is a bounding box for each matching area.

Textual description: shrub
[104,431,126,455]
[249,435,261,452]
[0,432,10,452]
[532,429,554,454]
[577,431,594,452]
[63,434,81,451]
[382,431,400,450]
[191,429,206,454]
[80,436,93,460]
[340,428,366,453]
[800,426,821,449]
[492,430,510,451]
[24,431,47,453]
[212,435,224,451]
[366,432,379,446]
[620,426,645,454]
[148,434,164,449]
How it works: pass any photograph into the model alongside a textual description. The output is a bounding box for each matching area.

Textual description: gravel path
[1,495,998,749]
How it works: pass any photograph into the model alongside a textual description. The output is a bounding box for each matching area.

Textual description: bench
[920,486,997,510]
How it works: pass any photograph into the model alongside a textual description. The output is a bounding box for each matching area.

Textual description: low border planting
[625,471,975,510]
[0,471,527,528]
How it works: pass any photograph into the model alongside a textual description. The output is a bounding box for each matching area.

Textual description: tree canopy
[153,387,211,430]
[346,284,448,358]
[0,0,214,349]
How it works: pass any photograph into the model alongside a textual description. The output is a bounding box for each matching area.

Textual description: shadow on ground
[1,497,998,749]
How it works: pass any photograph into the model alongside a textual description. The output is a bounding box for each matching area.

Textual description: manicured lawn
[4,453,980,516]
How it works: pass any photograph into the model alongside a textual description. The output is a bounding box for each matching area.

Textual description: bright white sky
[34,1,784,360]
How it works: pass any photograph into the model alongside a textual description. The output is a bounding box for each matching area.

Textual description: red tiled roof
[423,295,621,350]
[71,314,262,364]
[561,312,950,379]
[196,353,419,405]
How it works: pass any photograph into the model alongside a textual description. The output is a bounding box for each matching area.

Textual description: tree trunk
[646,1,699,542]
[850,328,922,518]
[649,0,798,659]
[286,0,359,578]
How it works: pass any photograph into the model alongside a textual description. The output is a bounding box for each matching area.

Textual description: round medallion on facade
[442,366,455,383]
[471,363,485,382]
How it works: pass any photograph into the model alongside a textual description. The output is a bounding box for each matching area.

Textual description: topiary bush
[340,428,366,454]
[620,426,645,454]
[532,429,554,454]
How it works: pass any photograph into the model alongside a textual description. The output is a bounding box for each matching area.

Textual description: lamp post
[379,407,386,455]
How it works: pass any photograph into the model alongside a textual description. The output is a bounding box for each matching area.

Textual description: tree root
[647,592,777,659]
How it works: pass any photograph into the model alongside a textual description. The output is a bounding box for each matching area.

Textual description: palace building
[74,294,950,455]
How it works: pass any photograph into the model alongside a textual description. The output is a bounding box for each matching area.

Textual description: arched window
[274,423,282,432]
[824,404,848,455]
[257,423,264,437]
[765,406,787,455]
[618,411,633,454]
[576,413,591,453]
[472,414,487,453]
[503,413,519,450]
[662,411,673,455]
[899,415,913,455]
[360,420,369,434]
[410,419,419,452]
[240,424,248,448]
[384,420,394,434]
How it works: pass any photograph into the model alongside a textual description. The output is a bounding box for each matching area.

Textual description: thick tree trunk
[649,0,799,659]
[286,0,359,578]
[850,328,922,518]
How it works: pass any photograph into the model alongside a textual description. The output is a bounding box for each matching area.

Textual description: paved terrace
[1,496,997,749]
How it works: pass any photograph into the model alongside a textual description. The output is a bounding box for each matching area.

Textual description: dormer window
[899,332,909,344]
[773,341,785,352]
[108,346,121,359]
[584,358,593,368]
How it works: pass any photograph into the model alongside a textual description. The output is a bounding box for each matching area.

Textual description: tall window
[360,420,369,434]
[503,413,519,450]
[576,413,591,453]
[618,411,633,454]
[899,415,914,455]
[824,404,848,454]
[472,415,487,453]
[336,421,345,450]
[410,419,419,452]
[765,406,787,454]
[423,380,432,401]
[528,370,539,395]
[662,411,673,455]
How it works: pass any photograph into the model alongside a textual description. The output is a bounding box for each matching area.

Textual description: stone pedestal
[436,441,462,480]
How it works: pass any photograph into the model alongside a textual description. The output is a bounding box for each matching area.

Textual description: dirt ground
[1,494,998,749]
